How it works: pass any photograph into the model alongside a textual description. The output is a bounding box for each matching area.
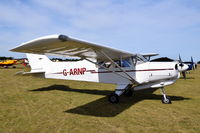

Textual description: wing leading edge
[11,34,135,60]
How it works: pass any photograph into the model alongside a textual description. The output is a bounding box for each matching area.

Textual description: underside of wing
[11,35,135,60]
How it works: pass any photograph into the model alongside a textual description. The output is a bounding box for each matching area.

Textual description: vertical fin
[26,54,51,72]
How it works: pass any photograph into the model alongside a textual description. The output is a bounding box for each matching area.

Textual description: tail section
[26,54,52,72]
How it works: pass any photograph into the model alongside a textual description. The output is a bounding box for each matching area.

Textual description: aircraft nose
[177,63,189,72]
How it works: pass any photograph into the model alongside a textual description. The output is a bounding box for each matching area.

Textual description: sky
[0,0,200,61]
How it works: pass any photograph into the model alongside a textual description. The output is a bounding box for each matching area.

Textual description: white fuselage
[26,54,180,91]
[43,60,179,86]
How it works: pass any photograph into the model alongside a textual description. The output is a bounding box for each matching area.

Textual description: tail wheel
[108,93,119,104]
[4,66,8,69]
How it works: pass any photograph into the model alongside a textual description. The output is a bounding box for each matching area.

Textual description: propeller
[178,54,188,79]
[179,54,184,67]
[191,56,195,70]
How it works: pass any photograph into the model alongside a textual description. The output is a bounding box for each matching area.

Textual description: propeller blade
[191,56,193,63]
[178,54,184,68]
[191,56,195,70]
[182,71,186,79]
[179,54,182,62]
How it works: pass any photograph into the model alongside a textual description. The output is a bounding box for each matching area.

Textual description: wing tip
[10,47,18,52]
[10,34,64,53]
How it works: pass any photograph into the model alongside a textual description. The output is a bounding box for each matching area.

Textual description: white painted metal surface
[10,34,187,103]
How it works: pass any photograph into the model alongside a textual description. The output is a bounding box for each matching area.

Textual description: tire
[162,96,172,104]
[108,93,119,104]
[124,89,133,97]
[4,66,8,69]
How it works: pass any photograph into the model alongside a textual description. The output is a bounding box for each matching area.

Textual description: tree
[0,56,14,60]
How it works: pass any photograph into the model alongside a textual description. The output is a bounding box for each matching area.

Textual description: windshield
[132,54,147,64]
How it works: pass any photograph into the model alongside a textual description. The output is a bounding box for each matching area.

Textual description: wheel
[162,96,172,104]
[12,66,16,68]
[108,93,119,103]
[4,66,8,69]
[124,89,133,97]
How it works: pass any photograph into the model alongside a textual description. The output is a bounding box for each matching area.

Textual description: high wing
[11,34,135,60]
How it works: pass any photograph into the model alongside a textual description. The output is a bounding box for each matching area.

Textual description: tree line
[0,56,14,60]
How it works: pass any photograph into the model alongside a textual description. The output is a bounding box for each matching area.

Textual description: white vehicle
[11,35,188,104]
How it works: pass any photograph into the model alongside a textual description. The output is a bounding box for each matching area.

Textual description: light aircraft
[11,35,189,104]
[0,59,17,68]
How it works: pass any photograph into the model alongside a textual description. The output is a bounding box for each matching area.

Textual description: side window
[98,61,112,69]
[114,59,131,68]
[97,58,132,69]
[121,59,131,67]
[114,60,121,67]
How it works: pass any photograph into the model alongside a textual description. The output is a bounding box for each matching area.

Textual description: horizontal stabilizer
[15,71,45,77]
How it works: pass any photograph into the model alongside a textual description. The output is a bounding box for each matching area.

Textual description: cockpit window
[136,54,148,62]
[97,58,132,69]
[114,59,131,68]
[121,59,131,67]
[132,54,147,64]
[98,61,111,68]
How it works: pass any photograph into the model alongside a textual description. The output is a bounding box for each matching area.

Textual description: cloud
[29,0,200,31]
[1,0,199,32]
[0,0,200,60]
[0,3,50,30]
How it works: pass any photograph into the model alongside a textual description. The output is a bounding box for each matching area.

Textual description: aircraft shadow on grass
[179,77,195,80]
[30,85,191,117]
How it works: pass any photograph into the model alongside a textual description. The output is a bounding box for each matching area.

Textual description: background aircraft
[0,60,17,68]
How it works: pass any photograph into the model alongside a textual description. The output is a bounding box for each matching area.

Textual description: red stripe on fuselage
[52,68,174,75]
[86,68,174,74]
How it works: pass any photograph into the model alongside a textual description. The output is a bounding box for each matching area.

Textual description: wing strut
[100,51,138,84]
[85,58,133,82]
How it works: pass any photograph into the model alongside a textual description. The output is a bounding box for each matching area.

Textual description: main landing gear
[108,93,119,103]
[108,89,133,103]
[108,84,133,103]
[160,87,171,104]
[108,85,172,104]
[123,89,133,97]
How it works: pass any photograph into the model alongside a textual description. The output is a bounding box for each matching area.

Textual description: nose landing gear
[160,87,171,104]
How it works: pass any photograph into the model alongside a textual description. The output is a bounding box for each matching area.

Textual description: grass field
[0,65,200,133]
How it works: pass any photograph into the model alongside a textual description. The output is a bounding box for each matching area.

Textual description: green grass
[0,65,200,133]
